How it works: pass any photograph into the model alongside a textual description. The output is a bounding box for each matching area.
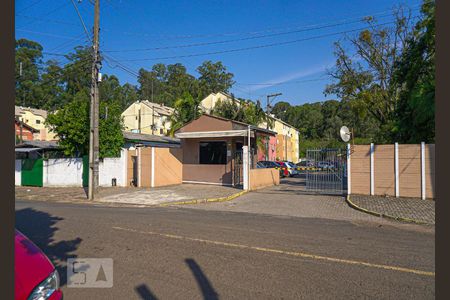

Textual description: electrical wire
[69,0,92,42]
[103,10,418,53]
[118,19,412,62]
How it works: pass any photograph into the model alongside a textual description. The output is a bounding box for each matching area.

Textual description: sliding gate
[305,148,347,195]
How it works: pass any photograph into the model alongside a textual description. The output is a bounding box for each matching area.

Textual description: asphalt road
[15,199,435,299]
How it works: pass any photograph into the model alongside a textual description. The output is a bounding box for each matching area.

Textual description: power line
[17,0,48,13]
[15,29,83,40]
[69,0,92,42]
[100,4,421,42]
[102,10,411,53]
[118,19,410,62]
[14,14,79,26]
[20,1,71,27]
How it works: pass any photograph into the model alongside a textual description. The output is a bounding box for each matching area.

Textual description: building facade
[200,93,300,163]
[15,106,57,141]
[122,100,174,136]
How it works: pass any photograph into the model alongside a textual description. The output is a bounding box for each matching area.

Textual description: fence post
[421,142,426,200]
[243,146,249,190]
[395,142,399,198]
[347,143,351,195]
[138,147,142,187]
[151,147,155,188]
[370,143,374,195]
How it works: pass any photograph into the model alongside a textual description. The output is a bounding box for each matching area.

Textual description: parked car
[282,161,300,177]
[296,160,315,168]
[317,161,333,170]
[275,161,289,177]
[15,230,62,300]
[257,160,287,178]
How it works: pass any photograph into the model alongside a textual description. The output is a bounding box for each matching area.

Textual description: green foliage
[137,60,233,107]
[324,1,434,143]
[46,92,90,157]
[169,92,202,135]
[212,97,266,126]
[46,92,124,158]
[394,0,435,143]
[197,60,235,98]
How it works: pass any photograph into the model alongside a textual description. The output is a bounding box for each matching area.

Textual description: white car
[284,161,300,177]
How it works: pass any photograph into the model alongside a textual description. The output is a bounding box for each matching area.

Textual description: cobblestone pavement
[349,195,435,225]
[15,184,239,206]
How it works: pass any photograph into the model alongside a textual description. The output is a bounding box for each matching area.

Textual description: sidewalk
[347,195,435,225]
[15,184,241,206]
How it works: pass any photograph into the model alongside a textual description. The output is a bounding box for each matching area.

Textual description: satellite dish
[340,126,351,142]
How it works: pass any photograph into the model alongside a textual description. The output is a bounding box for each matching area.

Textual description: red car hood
[15,230,55,300]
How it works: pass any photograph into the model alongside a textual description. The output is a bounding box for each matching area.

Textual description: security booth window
[199,141,227,164]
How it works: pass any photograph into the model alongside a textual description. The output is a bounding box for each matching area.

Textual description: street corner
[347,194,435,225]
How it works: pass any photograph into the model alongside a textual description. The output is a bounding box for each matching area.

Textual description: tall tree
[197,60,235,98]
[169,92,202,135]
[46,91,124,158]
[15,38,44,107]
[325,7,415,142]
[394,0,435,143]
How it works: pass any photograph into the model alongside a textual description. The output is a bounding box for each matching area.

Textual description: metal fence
[305,148,347,195]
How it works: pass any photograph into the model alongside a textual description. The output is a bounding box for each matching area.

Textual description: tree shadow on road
[15,208,82,287]
[185,258,219,300]
[135,284,159,300]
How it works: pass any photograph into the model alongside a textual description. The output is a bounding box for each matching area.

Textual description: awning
[175,130,256,139]
[15,147,41,153]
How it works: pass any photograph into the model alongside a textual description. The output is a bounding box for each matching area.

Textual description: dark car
[15,230,62,300]
[257,160,287,178]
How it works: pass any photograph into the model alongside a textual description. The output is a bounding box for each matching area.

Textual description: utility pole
[265,93,282,160]
[265,93,282,129]
[88,0,100,200]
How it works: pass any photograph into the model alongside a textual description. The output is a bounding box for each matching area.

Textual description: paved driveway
[182,177,434,232]
[15,184,240,206]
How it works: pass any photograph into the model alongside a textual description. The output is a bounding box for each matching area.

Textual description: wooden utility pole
[88,0,100,200]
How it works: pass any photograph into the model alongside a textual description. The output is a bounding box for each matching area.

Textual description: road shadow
[15,208,82,286]
[135,284,159,300]
[185,258,219,300]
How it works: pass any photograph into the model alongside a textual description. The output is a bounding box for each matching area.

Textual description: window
[199,141,227,164]
[160,128,164,135]
[36,120,41,124]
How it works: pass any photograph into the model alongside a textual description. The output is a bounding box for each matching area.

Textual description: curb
[345,195,432,225]
[159,190,249,207]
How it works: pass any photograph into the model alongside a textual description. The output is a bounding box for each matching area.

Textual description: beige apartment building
[122,100,174,136]
[15,106,57,141]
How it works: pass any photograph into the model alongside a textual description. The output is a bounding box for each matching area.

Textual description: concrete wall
[349,143,435,199]
[350,145,371,195]
[99,150,127,187]
[249,168,279,190]
[154,148,183,187]
[15,160,21,186]
[41,150,128,187]
[44,158,83,187]
[425,144,435,198]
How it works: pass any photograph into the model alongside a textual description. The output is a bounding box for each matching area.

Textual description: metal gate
[305,148,347,195]
[233,151,243,186]
[21,158,43,187]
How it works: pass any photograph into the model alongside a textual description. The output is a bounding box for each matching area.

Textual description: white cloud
[249,62,333,92]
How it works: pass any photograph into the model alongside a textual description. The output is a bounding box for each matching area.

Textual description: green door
[21,158,43,187]
[82,155,89,187]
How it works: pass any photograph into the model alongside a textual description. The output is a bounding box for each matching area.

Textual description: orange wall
[154,148,183,187]
[249,168,280,190]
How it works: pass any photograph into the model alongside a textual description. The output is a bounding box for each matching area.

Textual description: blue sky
[15,0,422,106]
